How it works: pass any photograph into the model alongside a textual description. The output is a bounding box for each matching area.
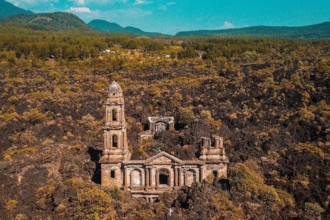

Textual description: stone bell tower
[100,81,130,188]
[103,81,129,160]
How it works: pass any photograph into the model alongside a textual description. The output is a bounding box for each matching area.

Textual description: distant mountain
[175,22,330,39]
[0,12,94,32]
[88,19,123,32]
[123,26,147,35]
[0,0,33,19]
[88,19,165,36]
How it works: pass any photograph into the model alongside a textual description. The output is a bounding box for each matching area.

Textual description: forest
[0,29,329,219]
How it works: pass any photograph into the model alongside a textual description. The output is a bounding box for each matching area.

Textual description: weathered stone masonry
[100,81,229,201]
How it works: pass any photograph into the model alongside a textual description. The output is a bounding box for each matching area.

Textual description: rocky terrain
[0,35,329,219]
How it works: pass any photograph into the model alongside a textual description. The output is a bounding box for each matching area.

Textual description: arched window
[112,109,117,121]
[112,135,118,148]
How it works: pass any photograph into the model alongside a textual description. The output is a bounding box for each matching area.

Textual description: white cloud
[74,0,85,5]
[221,21,234,29]
[82,7,151,21]
[85,0,128,5]
[8,0,58,7]
[134,0,149,5]
[158,1,175,11]
[9,0,148,8]
[67,7,91,13]
[11,0,35,5]
[102,8,151,18]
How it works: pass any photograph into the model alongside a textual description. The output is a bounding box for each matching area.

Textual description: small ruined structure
[140,116,175,140]
[100,81,229,202]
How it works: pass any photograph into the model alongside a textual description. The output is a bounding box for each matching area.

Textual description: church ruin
[100,81,229,202]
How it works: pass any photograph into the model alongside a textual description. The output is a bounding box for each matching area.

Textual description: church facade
[100,81,229,202]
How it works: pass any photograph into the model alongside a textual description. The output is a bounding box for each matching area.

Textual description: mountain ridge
[0,0,329,39]
[88,19,165,36]
[0,0,33,19]
[88,19,123,32]
[0,12,94,32]
[175,22,330,38]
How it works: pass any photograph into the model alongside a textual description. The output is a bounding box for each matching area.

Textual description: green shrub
[303,202,324,219]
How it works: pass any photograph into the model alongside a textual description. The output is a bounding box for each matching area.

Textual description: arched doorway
[158,168,170,186]
[131,169,142,186]
[185,169,196,187]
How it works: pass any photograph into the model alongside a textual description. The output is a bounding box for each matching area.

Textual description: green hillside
[0,12,94,32]
[0,0,33,19]
[176,22,330,39]
[88,19,165,36]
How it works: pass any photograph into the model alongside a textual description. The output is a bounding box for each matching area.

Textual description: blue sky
[7,0,330,35]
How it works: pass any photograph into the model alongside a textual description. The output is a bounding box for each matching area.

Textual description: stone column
[200,167,204,182]
[174,167,177,186]
[101,164,111,187]
[145,168,149,187]
[223,164,228,178]
[124,167,127,187]
[119,131,123,149]
[170,169,174,187]
[121,169,124,186]
[156,169,159,187]
[125,167,131,188]
[150,167,156,187]
[184,170,187,186]
[104,130,108,150]
[116,167,122,186]
[195,168,199,183]
[142,169,145,187]
[121,105,123,123]
[179,168,184,186]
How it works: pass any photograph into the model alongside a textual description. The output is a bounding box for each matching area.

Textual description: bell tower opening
[112,109,117,121]
[112,135,118,148]
[111,170,115,178]
[213,170,218,178]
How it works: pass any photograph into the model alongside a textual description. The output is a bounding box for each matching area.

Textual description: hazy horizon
[5,0,330,35]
